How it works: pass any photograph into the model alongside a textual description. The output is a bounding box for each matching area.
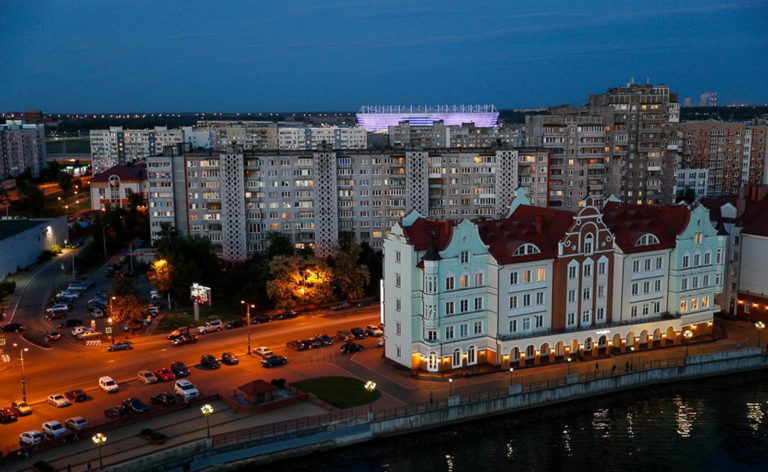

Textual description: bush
[0,279,15,297]
[38,250,57,263]
[270,378,286,389]
[47,244,62,255]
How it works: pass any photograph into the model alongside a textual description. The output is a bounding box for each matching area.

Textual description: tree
[266,232,294,259]
[147,259,173,293]
[358,242,383,296]
[109,294,147,325]
[57,171,74,195]
[266,256,333,309]
[154,228,219,305]
[332,242,370,300]
[111,277,138,297]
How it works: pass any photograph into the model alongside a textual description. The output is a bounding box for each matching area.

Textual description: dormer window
[636,233,660,246]
[513,244,541,256]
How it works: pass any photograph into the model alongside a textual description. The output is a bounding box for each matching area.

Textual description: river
[256,369,768,472]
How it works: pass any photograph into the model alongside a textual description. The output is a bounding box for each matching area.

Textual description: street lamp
[12,343,29,402]
[567,357,573,376]
[630,346,636,369]
[201,404,214,438]
[508,367,514,387]
[240,300,254,355]
[364,380,377,413]
[109,296,116,316]
[683,329,693,359]
[92,432,107,471]
[755,321,765,351]
[448,378,453,397]
[107,317,115,345]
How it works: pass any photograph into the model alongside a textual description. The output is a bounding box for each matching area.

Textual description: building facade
[675,168,709,201]
[357,105,499,132]
[0,121,47,179]
[148,146,549,260]
[196,121,367,151]
[526,83,680,210]
[90,126,184,173]
[382,191,724,374]
[0,217,68,278]
[89,161,148,211]
[388,121,524,149]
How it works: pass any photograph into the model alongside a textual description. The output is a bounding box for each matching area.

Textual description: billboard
[190,283,212,305]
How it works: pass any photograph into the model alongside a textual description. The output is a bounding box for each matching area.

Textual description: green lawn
[292,376,381,409]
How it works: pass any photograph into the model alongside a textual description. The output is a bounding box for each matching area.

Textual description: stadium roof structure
[356,105,499,131]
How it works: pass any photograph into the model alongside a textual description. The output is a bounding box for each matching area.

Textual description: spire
[422,231,441,261]
[715,218,729,236]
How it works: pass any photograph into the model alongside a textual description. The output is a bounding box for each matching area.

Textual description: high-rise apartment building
[148,145,549,260]
[90,126,184,173]
[196,121,367,151]
[388,121,524,149]
[526,83,680,209]
[678,121,768,196]
[0,120,47,179]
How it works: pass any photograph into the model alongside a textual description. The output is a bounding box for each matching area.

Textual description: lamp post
[201,404,214,438]
[448,378,453,397]
[567,357,572,376]
[241,300,254,355]
[92,433,107,471]
[683,329,693,359]
[630,346,636,369]
[109,296,116,317]
[364,380,377,413]
[508,367,514,387]
[755,321,765,351]
[107,317,115,345]
[12,343,29,402]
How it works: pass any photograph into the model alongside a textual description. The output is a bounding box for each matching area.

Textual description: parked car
[55,290,80,302]
[58,318,83,328]
[44,330,62,341]
[273,310,298,320]
[138,370,159,384]
[170,361,190,377]
[174,379,200,400]
[336,330,354,342]
[340,342,365,354]
[307,337,323,349]
[254,346,274,358]
[197,319,224,334]
[90,308,106,318]
[47,394,70,408]
[261,355,288,368]
[64,416,91,432]
[71,327,90,337]
[376,337,385,348]
[251,315,271,325]
[153,367,176,381]
[19,430,44,446]
[330,302,352,311]
[150,392,177,408]
[147,305,161,316]
[11,401,32,416]
[122,397,150,415]
[225,319,246,329]
[171,334,199,346]
[65,389,87,403]
[43,310,67,321]
[350,327,368,339]
[78,330,103,341]
[99,376,119,393]
[200,354,220,369]
[315,334,334,346]
[104,406,129,420]
[42,420,68,438]
[150,290,162,300]
[67,281,92,292]
[365,325,384,337]
[0,407,18,423]
[1,322,24,332]
[107,341,133,352]
[221,352,239,365]
[286,340,310,351]
[46,303,72,313]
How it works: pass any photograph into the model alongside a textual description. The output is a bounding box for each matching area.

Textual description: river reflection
[255,370,768,472]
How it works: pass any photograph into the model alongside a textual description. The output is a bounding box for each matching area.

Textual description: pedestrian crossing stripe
[85,340,102,346]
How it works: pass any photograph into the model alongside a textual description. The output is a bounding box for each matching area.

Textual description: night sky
[2,0,766,112]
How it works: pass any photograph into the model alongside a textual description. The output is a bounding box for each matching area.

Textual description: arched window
[452,348,462,368]
[467,346,477,365]
[427,352,438,372]
[635,233,660,246]
[583,234,594,255]
[513,243,541,256]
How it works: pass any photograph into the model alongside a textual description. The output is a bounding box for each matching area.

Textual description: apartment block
[382,191,724,374]
[675,168,709,201]
[388,121,524,149]
[148,146,549,260]
[526,83,680,209]
[197,121,367,151]
[0,120,47,179]
[90,126,184,173]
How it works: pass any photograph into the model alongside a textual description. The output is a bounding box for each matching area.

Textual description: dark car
[273,310,298,320]
[221,352,239,365]
[170,361,190,377]
[104,405,129,419]
[43,330,62,342]
[171,335,199,346]
[315,334,334,346]
[107,341,133,352]
[251,316,271,325]
[225,319,246,329]
[336,330,354,343]
[340,342,365,354]
[150,392,177,408]
[0,407,18,424]
[122,397,150,415]
[261,355,288,368]
[58,318,84,329]
[44,309,67,320]
[286,340,310,351]
[307,337,323,349]
[350,327,368,339]
[200,354,220,369]
[65,389,88,403]
[1,322,24,333]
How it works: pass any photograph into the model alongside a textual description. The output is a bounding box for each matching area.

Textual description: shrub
[0,279,15,297]
[270,378,286,389]
[48,244,62,255]
[38,250,57,263]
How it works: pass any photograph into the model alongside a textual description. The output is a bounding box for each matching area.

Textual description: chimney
[534,216,543,234]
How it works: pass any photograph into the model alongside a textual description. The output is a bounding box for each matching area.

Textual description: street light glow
[201,404,214,416]
[92,432,107,445]
[364,380,377,392]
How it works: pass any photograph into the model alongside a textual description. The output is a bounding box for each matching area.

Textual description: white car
[19,430,44,446]
[65,416,91,432]
[78,330,103,340]
[47,394,71,408]
[254,346,274,358]
[365,325,384,337]
[150,290,162,300]
[47,303,73,313]
[138,370,158,384]
[174,379,200,400]
[197,319,223,334]
[99,376,119,393]
[42,420,68,438]
[71,326,89,337]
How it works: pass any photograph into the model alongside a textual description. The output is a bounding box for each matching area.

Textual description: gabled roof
[602,201,689,253]
[237,379,276,396]
[741,197,768,237]
[699,196,736,222]
[402,218,454,252]
[476,205,575,264]
[91,162,147,183]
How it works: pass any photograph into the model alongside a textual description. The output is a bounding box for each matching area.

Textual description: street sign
[105,327,112,334]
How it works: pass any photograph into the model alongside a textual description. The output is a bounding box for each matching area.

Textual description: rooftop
[0,219,45,241]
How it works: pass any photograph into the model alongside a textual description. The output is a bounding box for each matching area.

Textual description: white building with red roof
[89,161,148,211]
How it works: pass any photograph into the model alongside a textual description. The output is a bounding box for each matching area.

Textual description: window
[653,301,660,314]
[702,296,709,308]
[473,321,482,334]
[598,285,605,298]
[452,349,461,367]
[537,268,546,282]
[642,304,649,316]
[523,294,531,307]
[584,264,592,277]
[425,276,437,294]
[460,274,469,289]
[395,298,401,312]
[467,346,476,365]
[427,330,438,341]
[460,324,468,337]
[535,315,543,328]
[523,270,532,283]
[631,283,638,296]
[598,261,607,275]
[597,307,605,320]
[583,288,591,300]
[567,312,575,326]
[396,345,401,358]
[427,352,438,370]
[704,250,711,265]
[395,273,401,288]
[680,300,687,312]
[509,296,518,309]
[568,265,577,279]
[474,272,484,286]
[395,322,401,335]
[682,254,690,268]
[692,277,698,289]
[656,257,663,270]
[633,260,640,273]
[691,298,698,310]
[682,279,688,291]
[703,275,709,287]
[717,249,723,264]
[513,243,541,256]
[510,319,518,332]
[445,276,455,291]
[716,273,722,285]
[636,233,660,246]
[445,301,454,315]
[445,326,454,340]
[582,310,591,323]
[694,232,703,244]
[510,272,518,285]
[395,251,401,263]
[460,251,470,264]
[536,292,544,305]
[474,297,483,310]
[522,318,530,331]
[568,289,576,303]
[693,252,700,266]
[459,299,468,312]
[643,281,650,294]
[584,234,594,255]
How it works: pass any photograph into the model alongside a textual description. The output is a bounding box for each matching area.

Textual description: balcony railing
[498,313,680,341]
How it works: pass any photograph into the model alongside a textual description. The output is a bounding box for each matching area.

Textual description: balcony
[497,313,680,341]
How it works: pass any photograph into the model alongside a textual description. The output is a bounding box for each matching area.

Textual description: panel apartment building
[526,83,680,210]
[90,126,184,173]
[388,121,524,149]
[196,121,368,151]
[0,120,47,179]
[148,145,549,260]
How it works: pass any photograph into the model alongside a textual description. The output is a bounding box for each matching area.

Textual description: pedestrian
[625,361,630,372]
[611,365,616,375]
[429,391,434,406]
[86,462,92,472]
[595,362,599,371]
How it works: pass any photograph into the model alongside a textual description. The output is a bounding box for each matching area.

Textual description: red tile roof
[602,202,689,253]
[91,162,147,183]
[237,379,277,396]
[403,218,454,251]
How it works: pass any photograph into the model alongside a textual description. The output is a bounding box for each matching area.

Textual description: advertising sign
[190,283,212,306]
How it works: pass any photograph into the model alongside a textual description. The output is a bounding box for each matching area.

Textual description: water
[255,370,768,472]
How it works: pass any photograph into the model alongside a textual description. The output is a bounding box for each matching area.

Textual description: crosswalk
[85,340,102,347]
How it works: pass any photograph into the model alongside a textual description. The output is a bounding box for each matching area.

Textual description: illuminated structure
[357,105,499,132]
[0,120,46,179]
